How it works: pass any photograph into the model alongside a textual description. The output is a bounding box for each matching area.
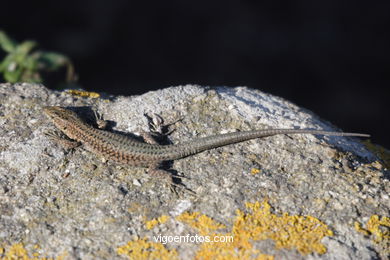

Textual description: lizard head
[43,106,85,133]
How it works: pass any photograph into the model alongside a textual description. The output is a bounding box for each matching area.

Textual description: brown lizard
[43,106,369,190]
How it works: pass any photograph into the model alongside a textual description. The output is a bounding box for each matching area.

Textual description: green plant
[0,30,75,83]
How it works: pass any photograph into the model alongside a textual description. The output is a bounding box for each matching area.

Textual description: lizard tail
[163,129,370,160]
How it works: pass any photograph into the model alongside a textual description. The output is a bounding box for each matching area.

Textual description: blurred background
[1,1,389,147]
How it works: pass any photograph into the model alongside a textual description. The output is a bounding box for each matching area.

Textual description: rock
[0,83,388,259]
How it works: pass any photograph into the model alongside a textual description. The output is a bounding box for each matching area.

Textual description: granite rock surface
[0,83,388,259]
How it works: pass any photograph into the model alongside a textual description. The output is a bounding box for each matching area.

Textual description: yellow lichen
[2,200,334,259]
[179,204,273,259]
[191,201,332,258]
[355,215,390,243]
[119,200,333,259]
[366,215,390,242]
[250,168,261,175]
[176,212,226,236]
[194,234,273,260]
[354,221,371,236]
[3,243,28,259]
[234,201,333,255]
[117,238,178,260]
[355,215,390,257]
[65,89,100,98]
[0,243,65,260]
[145,215,170,230]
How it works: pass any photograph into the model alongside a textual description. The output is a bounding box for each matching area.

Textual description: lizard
[43,106,370,190]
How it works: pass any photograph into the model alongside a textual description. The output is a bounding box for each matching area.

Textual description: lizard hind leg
[148,166,196,197]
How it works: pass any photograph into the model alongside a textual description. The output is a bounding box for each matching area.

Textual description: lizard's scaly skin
[43,106,369,167]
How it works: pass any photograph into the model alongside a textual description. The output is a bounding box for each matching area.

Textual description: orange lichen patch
[145,215,170,230]
[1,243,28,259]
[0,243,65,260]
[354,221,371,236]
[355,215,390,243]
[195,235,274,260]
[176,212,226,236]
[366,215,390,243]
[118,200,332,259]
[2,243,33,260]
[65,89,100,98]
[355,215,390,257]
[117,238,178,260]
[250,168,261,175]
[192,201,332,258]
[178,208,273,259]
[234,201,333,255]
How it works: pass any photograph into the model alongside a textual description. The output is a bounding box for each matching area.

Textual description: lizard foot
[44,130,81,150]
[93,109,109,129]
[144,113,183,136]
[148,168,196,197]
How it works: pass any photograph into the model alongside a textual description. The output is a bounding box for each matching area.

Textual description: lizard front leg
[144,112,183,137]
[45,131,81,150]
[93,109,109,129]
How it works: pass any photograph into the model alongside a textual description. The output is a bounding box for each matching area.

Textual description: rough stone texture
[0,83,388,259]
